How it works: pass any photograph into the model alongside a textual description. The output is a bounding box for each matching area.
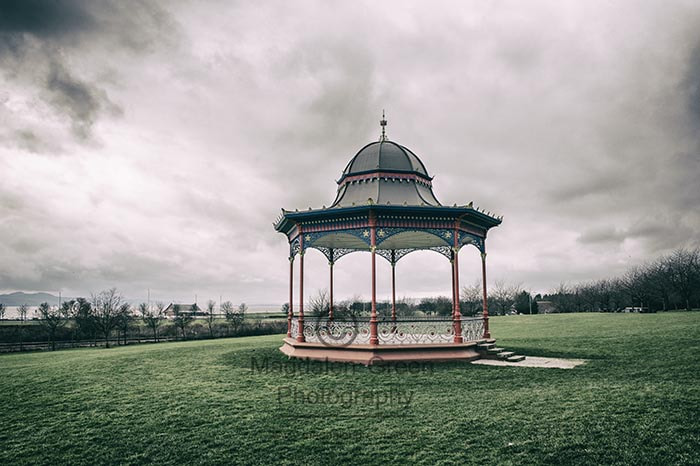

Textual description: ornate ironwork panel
[459,317,485,342]
[330,248,356,263]
[428,246,453,261]
[292,317,484,345]
[289,237,301,258]
[376,246,452,264]
[305,246,363,263]
[299,319,370,345]
[377,319,455,345]
[459,231,484,252]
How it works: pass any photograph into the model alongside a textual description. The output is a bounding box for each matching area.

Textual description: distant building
[622,306,649,313]
[537,300,556,314]
[163,303,205,319]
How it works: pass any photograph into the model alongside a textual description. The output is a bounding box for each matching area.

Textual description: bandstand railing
[290,317,485,346]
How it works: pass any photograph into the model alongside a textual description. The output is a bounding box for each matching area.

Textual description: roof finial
[379,110,387,141]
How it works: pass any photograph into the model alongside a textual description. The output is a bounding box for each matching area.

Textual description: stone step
[477,343,496,351]
[486,347,505,354]
[497,351,515,359]
[507,355,526,362]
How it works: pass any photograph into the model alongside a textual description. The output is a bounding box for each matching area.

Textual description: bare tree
[621,266,650,310]
[666,248,700,312]
[206,300,216,338]
[645,258,672,311]
[140,301,164,342]
[172,306,194,339]
[37,302,68,351]
[222,301,245,335]
[491,280,522,315]
[461,281,483,316]
[550,282,572,313]
[309,289,330,317]
[91,288,124,348]
[116,303,133,345]
[18,303,29,321]
[221,301,234,336]
[395,296,416,317]
[70,298,94,346]
[17,303,29,350]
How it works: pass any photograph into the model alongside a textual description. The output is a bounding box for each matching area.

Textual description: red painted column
[450,249,456,314]
[297,237,306,343]
[329,259,334,321]
[481,246,491,339]
[453,229,463,343]
[287,256,294,338]
[391,262,397,322]
[369,214,379,345]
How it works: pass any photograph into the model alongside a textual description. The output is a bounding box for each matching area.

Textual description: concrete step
[486,347,504,354]
[507,355,526,362]
[477,343,496,351]
[497,351,515,359]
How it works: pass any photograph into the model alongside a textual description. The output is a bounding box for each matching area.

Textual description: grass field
[1,313,699,465]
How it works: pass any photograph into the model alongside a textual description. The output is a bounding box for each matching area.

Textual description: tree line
[541,248,700,313]
[0,288,284,352]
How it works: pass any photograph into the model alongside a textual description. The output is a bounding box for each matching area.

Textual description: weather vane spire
[380,110,387,141]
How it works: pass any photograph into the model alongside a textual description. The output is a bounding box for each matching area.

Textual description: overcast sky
[1,0,699,306]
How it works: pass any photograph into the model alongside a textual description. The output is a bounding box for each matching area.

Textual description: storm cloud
[0,0,175,146]
[1,0,699,305]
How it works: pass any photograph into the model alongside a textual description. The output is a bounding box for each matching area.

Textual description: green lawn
[1,313,699,465]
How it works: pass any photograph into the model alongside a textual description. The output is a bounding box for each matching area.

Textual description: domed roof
[331,136,441,208]
[339,140,431,181]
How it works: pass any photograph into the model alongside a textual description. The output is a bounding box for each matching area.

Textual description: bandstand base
[280,338,482,365]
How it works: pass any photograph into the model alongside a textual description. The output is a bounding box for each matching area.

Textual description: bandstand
[274,115,502,364]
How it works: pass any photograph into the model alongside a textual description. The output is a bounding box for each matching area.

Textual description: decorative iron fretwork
[293,317,484,345]
[429,245,453,261]
[375,246,452,264]
[375,248,412,264]
[459,231,484,252]
[459,317,485,342]
[289,237,301,257]
[312,247,357,263]
[377,319,455,345]
[299,319,371,345]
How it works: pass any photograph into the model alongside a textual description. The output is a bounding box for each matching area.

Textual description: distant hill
[0,292,65,306]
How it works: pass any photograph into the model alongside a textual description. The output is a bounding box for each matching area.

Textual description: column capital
[288,256,295,263]
[370,245,376,253]
[328,260,334,267]
[481,252,487,259]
